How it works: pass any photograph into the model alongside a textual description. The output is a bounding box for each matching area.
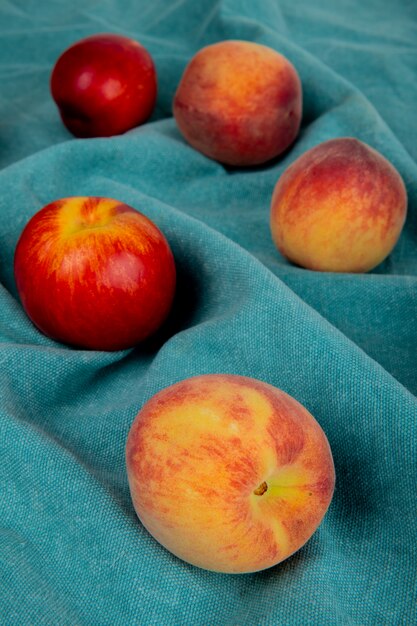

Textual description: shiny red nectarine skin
[14,197,176,351]
[50,34,157,137]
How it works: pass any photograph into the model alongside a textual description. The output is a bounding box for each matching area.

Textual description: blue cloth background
[1,0,416,624]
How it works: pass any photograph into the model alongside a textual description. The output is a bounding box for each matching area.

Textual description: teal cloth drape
[0,1,416,624]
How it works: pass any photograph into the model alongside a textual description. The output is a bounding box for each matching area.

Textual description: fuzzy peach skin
[173,40,302,166]
[270,137,407,272]
[126,374,335,574]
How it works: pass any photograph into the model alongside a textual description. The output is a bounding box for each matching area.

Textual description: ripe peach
[126,374,335,573]
[173,40,302,166]
[270,137,407,272]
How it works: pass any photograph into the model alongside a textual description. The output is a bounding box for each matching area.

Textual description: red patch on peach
[271,138,407,272]
[173,40,302,166]
[125,375,335,574]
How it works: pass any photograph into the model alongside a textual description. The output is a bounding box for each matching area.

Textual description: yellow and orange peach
[126,374,335,573]
[270,137,407,272]
[173,40,302,167]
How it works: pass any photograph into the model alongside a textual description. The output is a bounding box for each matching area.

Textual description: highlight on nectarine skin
[173,40,302,166]
[126,374,335,574]
[270,137,407,273]
[50,33,157,137]
[14,197,176,351]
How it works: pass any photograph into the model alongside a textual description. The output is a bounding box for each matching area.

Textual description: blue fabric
[1,1,416,624]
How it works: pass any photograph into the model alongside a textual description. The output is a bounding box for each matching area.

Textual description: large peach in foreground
[14,197,176,350]
[126,374,335,573]
[270,138,407,272]
[173,40,302,166]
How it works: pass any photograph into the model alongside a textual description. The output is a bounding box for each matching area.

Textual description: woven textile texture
[0,0,416,624]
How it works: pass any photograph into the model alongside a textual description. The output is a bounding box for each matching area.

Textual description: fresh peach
[126,374,335,574]
[173,40,302,166]
[270,137,407,272]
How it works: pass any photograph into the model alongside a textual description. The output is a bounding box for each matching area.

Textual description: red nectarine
[14,197,176,350]
[50,34,157,137]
